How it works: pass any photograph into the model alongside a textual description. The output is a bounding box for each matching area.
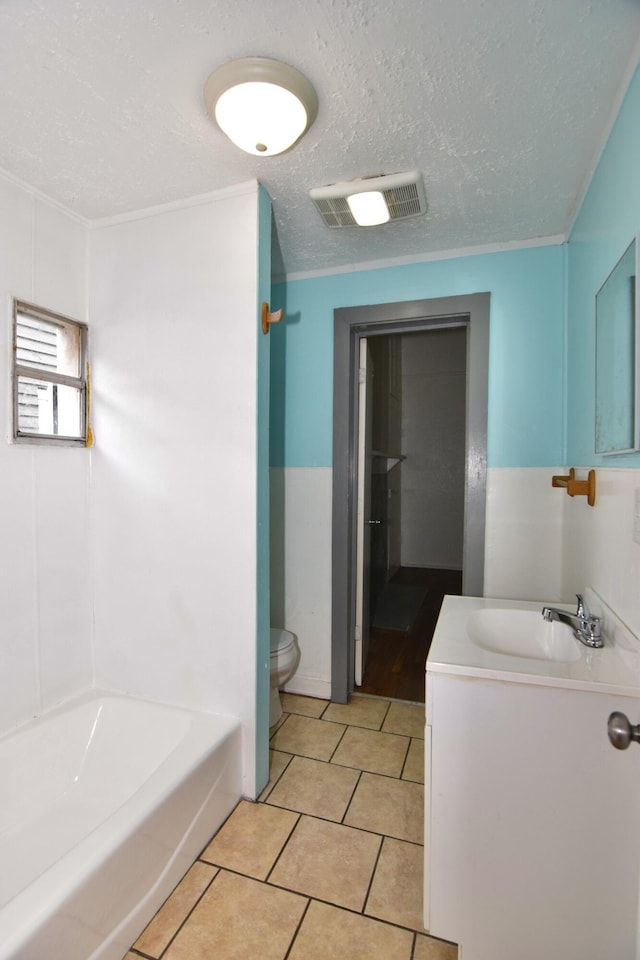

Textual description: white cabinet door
[425,673,640,960]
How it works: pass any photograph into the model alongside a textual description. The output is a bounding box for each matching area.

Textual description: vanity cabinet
[424,595,640,960]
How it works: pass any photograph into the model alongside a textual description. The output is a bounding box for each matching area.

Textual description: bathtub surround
[0,174,92,734]
[0,174,271,801]
[89,183,269,799]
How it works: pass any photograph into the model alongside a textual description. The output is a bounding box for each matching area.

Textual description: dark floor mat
[372,583,429,632]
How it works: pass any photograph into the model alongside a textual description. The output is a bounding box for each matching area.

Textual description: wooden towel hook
[262,302,283,335]
[551,468,596,506]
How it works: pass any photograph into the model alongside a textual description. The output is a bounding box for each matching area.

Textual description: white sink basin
[468,607,581,662]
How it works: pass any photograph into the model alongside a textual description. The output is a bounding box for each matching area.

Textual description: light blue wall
[271,244,565,468]
[567,62,640,466]
[271,63,640,473]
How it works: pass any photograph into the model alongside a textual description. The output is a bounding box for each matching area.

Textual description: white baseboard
[282,676,332,700]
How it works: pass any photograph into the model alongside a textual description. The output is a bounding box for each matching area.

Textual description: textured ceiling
[1,0,639,277]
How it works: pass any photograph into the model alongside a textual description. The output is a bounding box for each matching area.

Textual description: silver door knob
[608,712,640,750]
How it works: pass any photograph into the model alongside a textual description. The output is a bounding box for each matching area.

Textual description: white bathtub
[0,691,242,960]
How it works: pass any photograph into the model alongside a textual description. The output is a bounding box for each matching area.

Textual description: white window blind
[13,300,88,443]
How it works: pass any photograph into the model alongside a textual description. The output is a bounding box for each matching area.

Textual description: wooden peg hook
[551,468,596,506]
[262,302,283,335]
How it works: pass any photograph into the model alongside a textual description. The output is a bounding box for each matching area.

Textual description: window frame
[12,299,89,446]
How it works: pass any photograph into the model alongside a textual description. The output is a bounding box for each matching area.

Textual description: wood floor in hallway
[358,567,462,703]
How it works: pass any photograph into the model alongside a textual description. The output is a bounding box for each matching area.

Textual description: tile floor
[123,693,458,960]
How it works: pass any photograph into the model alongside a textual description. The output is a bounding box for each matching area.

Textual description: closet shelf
[372,452,405,474]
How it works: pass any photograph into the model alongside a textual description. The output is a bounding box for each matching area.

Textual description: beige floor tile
[402,737,425,783]
[280,692,329,718]
[382,701,425,738]
[269,712,289,735]
[200,800,298,879]
[331,725,409,777]
[366,837,427,931]
[288,900,413,960]
[269,713,346,761]
[323,696,390,730]
[345,772,424,843]
[134,861,217,956]
[414,933,459,959]
[269,814,381,911]
[163,870,306,960]
[259,750,293,800]
[266,755,359,821]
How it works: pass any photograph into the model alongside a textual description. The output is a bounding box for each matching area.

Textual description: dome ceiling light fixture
[204,57,318,157]
[310,171,427,227]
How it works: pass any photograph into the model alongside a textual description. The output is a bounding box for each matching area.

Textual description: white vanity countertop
[427,594,640,696]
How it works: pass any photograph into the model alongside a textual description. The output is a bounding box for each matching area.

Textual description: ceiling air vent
[310,170,427,228]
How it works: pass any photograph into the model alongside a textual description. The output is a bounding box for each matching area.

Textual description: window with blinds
[13,300,88,443]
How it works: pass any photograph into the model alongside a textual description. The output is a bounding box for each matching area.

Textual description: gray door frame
[331,293,490,703]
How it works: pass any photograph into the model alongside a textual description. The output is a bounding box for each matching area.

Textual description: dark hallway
[358,567,462,703]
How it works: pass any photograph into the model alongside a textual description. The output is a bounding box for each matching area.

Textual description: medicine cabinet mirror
[595,236,639,454]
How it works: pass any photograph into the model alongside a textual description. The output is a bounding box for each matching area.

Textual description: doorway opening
[357,326,466,701]
[331,294,489,704]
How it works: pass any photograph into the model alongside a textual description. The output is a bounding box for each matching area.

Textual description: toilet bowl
[269,628,297,727]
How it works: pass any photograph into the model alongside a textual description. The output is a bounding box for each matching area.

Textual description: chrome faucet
[541,594,603,648]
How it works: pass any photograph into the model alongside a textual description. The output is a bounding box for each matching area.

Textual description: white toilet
[269,628,297,727]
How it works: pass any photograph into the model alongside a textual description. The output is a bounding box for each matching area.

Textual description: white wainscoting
[270,467,332,700]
